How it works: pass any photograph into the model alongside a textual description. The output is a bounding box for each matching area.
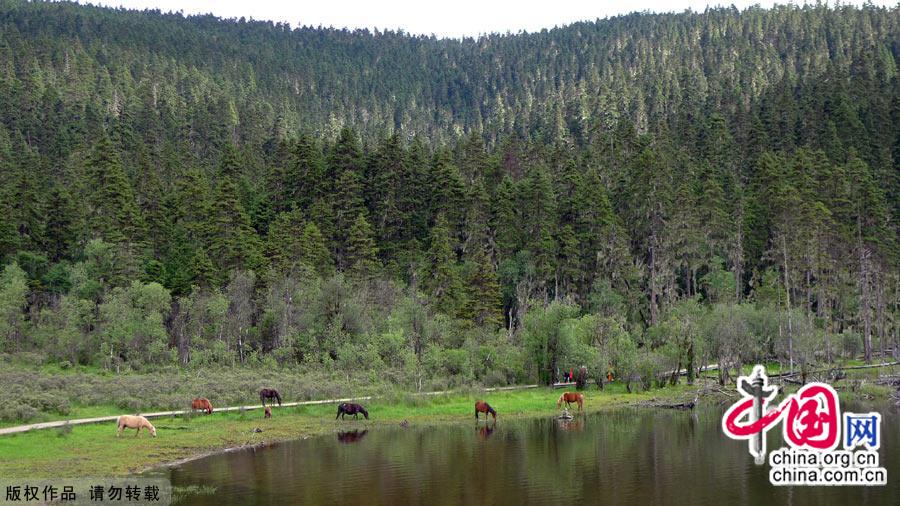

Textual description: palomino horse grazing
[259,388,282,407]
[116,415,157,437]
[474,400,497,421]
[557,392,584,411]
[191,397,213,414]
[264,406,272,419]
[336,403,369,420]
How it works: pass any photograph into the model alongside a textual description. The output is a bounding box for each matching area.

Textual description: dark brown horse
[259,388,282,407]
[474,400,496,421]
[336,402,369,420]
[557,392,584,411]
[191,397,213,414]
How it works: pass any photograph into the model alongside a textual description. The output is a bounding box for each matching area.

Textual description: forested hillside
[0,1,896,392]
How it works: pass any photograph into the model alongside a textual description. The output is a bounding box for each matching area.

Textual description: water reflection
[477,422,496,439]
[336,429,368,444]
[556,416,584,432]
[163,404,900,505]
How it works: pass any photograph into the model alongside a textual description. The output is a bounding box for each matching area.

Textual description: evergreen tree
[345,213,380,281]
[299,222,333,277]
[464,246,503,327]
[84,134,145,247]
[422,215,466,316]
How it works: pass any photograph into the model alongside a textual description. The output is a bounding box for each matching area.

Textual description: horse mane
[485,402,496,415]
[273,390,282,403]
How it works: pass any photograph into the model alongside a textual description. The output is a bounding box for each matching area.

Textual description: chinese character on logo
[844,412,881,450]
[782,384,840,450]
[722,366,843,463]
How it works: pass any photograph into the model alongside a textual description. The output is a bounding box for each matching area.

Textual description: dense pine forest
[0,1,896,392]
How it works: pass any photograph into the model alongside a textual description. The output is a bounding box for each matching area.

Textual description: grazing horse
[336,402,369,420]
[557,392,584,411]
[116,415,157,437]
[191,397,213,414]
[259,388,282,407]
[474,400,497,421]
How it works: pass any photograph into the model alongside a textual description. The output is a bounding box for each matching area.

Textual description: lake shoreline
[3,370,896,480]
[1,384,708,479]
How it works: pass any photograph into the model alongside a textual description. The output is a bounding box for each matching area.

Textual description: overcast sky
[81,1,894,39]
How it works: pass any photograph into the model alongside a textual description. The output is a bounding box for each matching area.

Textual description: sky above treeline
[80,0,895,39]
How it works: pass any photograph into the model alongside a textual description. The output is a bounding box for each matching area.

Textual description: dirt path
[0,384,538,436]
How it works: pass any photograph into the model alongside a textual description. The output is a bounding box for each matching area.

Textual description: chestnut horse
[557,392,584,411]
[336,402,369,420]
[191,397,213,414]
[116,415,157,437]
[264,406,272,418]
[259,388,282,407]
[474,400,496,421]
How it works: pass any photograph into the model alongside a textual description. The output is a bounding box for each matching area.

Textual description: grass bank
[2,359,897,479]
[0,383,701,478]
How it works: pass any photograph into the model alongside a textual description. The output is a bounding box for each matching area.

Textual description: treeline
[0,2,896,387]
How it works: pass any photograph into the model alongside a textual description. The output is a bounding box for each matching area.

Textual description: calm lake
[159,403,899,505]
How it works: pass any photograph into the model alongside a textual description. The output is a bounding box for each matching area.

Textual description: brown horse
[557,392,584,411]
[259,388,282,406]
[474,400,496,421]
[264,406,272,418]
[116,415,157,437]
[191,397,213,414]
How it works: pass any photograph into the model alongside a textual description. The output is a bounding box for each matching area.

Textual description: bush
[0,401,39,422]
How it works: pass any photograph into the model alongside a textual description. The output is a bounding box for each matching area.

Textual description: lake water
[160,403,900,505]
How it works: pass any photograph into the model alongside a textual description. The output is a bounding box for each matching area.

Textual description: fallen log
[769,361,898,379]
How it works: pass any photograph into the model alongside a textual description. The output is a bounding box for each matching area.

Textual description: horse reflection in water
[477,422,496,439]
[337,429,369,444]
[557,417,585,432]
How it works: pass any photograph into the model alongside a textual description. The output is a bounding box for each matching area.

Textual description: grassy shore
[1,359,896,479]
[0,383,701,478]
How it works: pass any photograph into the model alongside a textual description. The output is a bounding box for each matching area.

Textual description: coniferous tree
[346,213,380,281]
[84,134,144,247]
[299,222,333,277]
[422,215,466,316]
[464,246,503,327]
